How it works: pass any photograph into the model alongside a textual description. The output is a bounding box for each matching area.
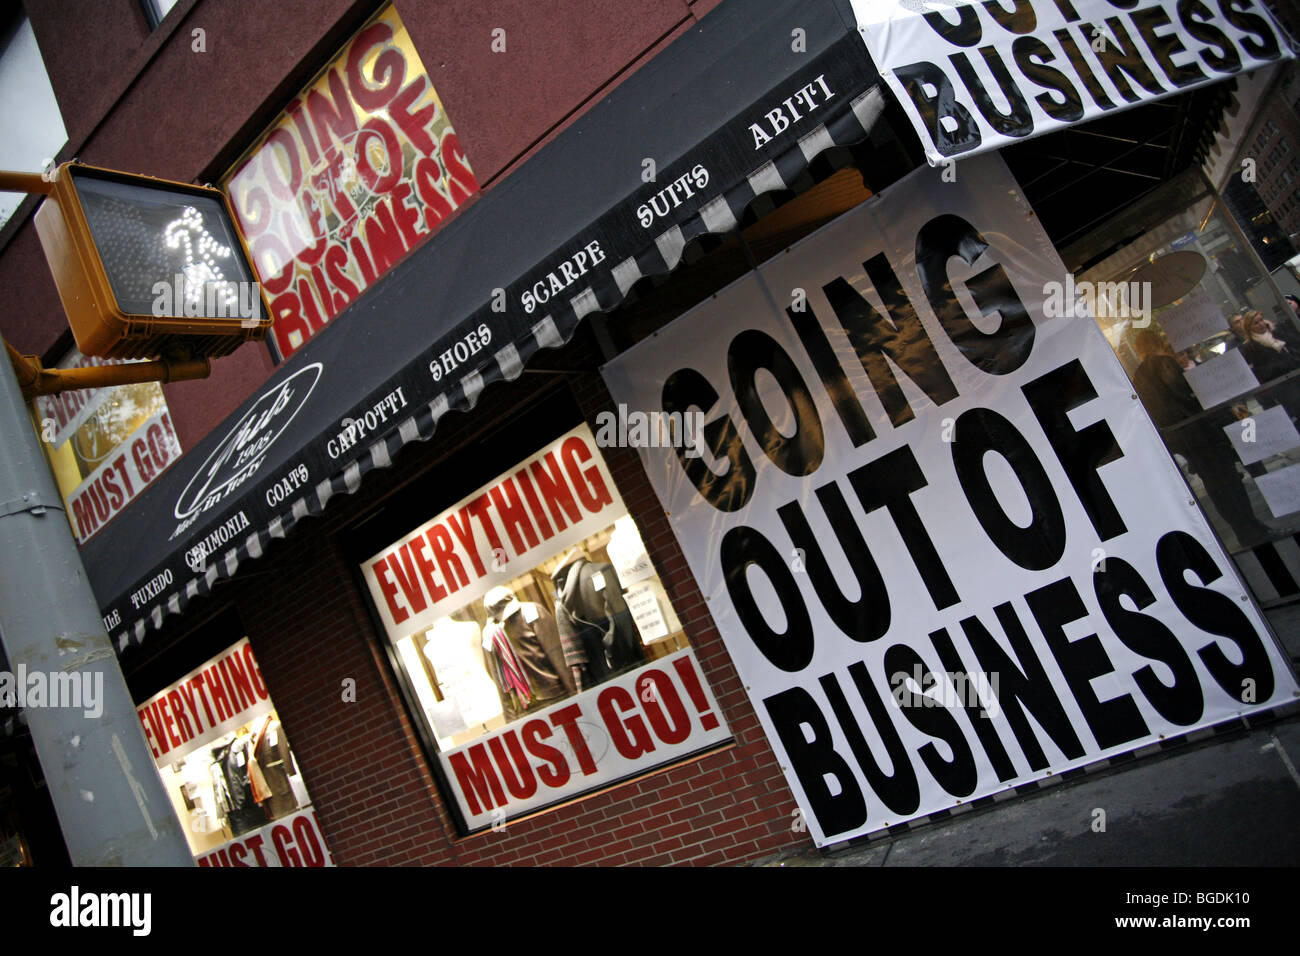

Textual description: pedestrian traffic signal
[33,162,272,359]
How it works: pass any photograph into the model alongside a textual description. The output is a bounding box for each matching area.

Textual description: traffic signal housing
[33,162,272,359]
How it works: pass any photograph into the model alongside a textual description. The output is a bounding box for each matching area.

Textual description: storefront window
[222,3,478,359]
[1081,179,1300,554]
[31,348,181,544]
[136,638,333,866]
[360,424,730,833]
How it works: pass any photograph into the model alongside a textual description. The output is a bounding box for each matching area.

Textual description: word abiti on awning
[82,0,890,659]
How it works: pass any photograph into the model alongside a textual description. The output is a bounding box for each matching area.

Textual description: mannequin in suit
[551,549,643,684]
[482,586,577,720]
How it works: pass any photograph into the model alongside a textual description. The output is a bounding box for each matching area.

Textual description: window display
[1080,178,1300,555]
[361,424,730,832]
[136,638,332,866]
[32,348,181,544]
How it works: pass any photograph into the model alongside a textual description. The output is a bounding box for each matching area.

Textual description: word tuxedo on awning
[601,154,1299,846]
[851,0,1295,165]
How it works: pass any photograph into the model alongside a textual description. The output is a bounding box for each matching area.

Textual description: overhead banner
[222,3,478,358]
[600,153,1300,847]
[849,0,1296,165]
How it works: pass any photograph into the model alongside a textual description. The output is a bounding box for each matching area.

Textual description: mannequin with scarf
[481,587,577,720]
[551,549,643,685]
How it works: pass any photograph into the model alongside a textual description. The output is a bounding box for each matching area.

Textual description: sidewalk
[757,602,1300,867]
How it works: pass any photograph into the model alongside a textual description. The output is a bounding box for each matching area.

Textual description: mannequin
[551,548,643,684]
[481,586,577,720]
[423,609,501,725]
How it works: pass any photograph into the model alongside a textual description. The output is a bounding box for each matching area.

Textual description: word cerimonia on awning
[850,0,1296,165]
[82,0,889,657]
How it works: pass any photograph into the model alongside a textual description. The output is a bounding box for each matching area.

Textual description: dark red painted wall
[1,0,716,462]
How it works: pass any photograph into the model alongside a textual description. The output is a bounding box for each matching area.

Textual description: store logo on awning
[172,363,324,529]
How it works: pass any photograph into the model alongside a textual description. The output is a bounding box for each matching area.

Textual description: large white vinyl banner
[600,154,1299,847]
[850,0,1295,165]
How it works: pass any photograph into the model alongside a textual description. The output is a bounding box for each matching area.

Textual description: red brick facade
[214,333,810,866]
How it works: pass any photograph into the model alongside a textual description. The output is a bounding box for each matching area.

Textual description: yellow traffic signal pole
[0,172,195,865]
[5,339,210,400]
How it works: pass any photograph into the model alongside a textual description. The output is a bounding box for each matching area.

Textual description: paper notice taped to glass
[625,582,669,642]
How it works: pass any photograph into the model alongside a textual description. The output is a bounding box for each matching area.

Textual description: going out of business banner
[600,153,1299,847]
[850,0,1296,165]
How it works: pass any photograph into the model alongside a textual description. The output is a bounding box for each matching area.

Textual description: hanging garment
[252,719,300,819]
[214,735,266,836]
[551,553,643,683]
[483,604,574,720]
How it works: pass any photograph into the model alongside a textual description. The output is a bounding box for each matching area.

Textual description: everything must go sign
[850,0,1295,165]
[600,153,1298,846]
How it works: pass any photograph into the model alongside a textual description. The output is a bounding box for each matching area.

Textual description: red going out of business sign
[68,409,182,543]
[196,808,334,868]
[443,649,731,830]
[222,4,478,358]
[136,638,270,766]
[363,424,625,642]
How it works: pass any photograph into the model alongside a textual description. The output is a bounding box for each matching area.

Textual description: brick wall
[222,333,811,866]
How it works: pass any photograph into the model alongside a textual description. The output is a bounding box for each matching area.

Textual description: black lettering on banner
[721,525,815,672]
[951,407,1067,570]
[981,0,1038,33]
[1177,0,1242,74]
[1130,5,1208,88]
[1077,18,1167,102]
[1094,557,1204,726]
[662,368,755,512]
[847,446,960,611]
[929,627,1018,780]
[1021,360,1126,541]
[823,255,958,429]
[883,643,979,797]
[1011,36,1085,122]
[950,47,1036,137]
[1026,577,1151,750]
[915,215,1036,375]
[961,603,1086,769]
[1218,0,1281,60]
[1156,530,1275,703]
[1053,27,1118,110]
[728,329,825,477]
[922,4,983,46]
[786,306,876,447]
[820,663,921,815]
[777,483,891,643]
[763,686,867,836]
[893,61,983,158]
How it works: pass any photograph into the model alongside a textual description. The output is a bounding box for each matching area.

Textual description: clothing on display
[551,550,644,683]
[482,587,577,720]
[210,734,265,837]
[252,716,300,818]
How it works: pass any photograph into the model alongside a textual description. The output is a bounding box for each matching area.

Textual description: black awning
[82,0,887,655]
